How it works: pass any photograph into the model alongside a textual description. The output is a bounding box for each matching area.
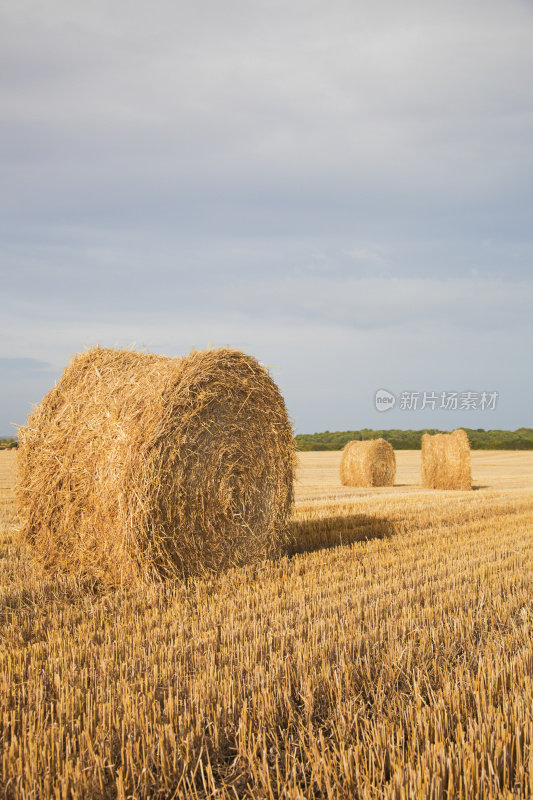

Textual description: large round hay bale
[421,428,471,490]
[339,438,396,487]
[16,346,295,583]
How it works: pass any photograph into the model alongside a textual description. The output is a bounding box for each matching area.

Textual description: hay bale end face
[339,438,396,487]
[421,428,472,490]
[16,346,295,583]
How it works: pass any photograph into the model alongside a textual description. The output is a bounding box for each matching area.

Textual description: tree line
[295,428,533,451]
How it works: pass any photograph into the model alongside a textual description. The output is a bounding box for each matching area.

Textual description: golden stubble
[2,449,533,799]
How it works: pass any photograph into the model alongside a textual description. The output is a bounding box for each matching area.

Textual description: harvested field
[2,449,533,799]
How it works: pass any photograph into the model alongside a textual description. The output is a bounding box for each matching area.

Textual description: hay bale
[421,428,472,490]
[16,346,295,583]
[339,438,396,487]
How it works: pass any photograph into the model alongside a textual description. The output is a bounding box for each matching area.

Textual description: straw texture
[339,438,396,487]
[421,428,472,490]
[16,346,295,583]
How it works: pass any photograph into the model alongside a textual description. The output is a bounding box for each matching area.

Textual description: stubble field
[1,449,533,799]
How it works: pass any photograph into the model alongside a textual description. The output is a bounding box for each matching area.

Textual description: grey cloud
[2,2,532,199]
[0,297,529,434]
[0,357,52,371]
[2,230,532,327]
[0,358,59,433]
[1,0,532,433]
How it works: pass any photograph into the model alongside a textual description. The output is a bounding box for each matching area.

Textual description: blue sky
[1,0,532,435]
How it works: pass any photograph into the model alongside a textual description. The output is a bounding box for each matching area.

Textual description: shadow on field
[287,513,397,557]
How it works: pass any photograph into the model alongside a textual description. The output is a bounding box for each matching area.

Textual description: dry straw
[421,428,472,490]
[16,346,295,583]
[339,438,396,487]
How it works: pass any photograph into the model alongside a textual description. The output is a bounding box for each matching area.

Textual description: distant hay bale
[421,428,472,490]
[16,346,295,583]
[339,439,396,487]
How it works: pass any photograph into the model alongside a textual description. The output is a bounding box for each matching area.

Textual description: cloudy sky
[1,0,532,435]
